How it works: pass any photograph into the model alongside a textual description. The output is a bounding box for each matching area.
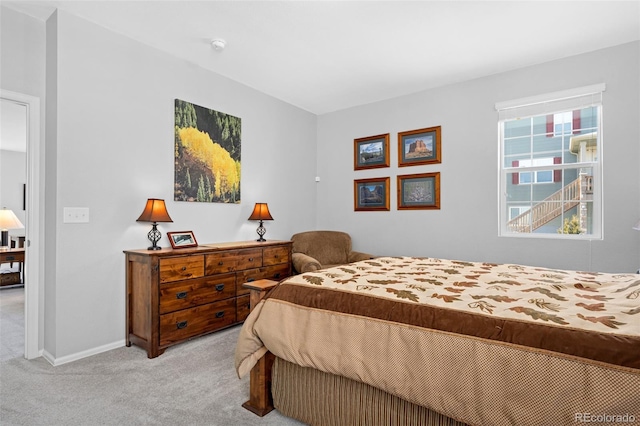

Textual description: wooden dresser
[124,240,292,358]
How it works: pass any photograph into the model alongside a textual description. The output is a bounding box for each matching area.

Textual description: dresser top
[124,240,292,257]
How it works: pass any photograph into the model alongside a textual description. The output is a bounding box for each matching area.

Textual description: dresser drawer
[205,249,263,274]
[159,273,236,314]
[237,264,290,296]
[236,294,251,322]
[205,251,239,274]
[159,299,236,346]
[235,249,263,270]
[263,246,289,266]
[159,255,204,283]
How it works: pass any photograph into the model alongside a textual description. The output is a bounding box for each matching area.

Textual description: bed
[235,256,640,425]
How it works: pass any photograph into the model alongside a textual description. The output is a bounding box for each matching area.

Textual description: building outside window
[496,84,604,238]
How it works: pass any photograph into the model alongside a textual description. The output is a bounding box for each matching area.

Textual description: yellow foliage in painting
[178,127,239,201]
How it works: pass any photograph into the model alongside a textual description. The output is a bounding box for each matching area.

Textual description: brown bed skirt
[272,357,468,426]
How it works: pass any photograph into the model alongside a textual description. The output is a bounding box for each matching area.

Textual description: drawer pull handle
[246,277,255,282]
[6,256,15,261]
[176,321,188,329]
[274,254,279,258]
[176,291,188,299]
[181,266,187,271]
[215,311,225,318]
[218,261,224,266]
[215,284,225,291]
[274,273,281,278]
[248,257,254,261]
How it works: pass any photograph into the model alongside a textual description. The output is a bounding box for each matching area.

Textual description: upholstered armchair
[291,230,375,274]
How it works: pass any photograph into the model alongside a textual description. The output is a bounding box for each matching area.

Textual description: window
[509,206,530,221]
[552,111,573,136]
[496,84,604,238]
[517,158,555,184]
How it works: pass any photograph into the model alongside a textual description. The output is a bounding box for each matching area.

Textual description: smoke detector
[211,39,226,51]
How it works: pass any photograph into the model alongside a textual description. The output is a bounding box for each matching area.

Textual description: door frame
[1,89,42,359]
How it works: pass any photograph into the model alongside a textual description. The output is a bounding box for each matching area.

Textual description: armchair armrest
[348,251,376,263]
[292,252,322,274]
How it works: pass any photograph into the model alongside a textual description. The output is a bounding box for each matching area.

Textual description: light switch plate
[63,207,90,223]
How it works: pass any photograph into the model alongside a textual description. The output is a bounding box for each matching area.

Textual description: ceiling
[2,1,640,116]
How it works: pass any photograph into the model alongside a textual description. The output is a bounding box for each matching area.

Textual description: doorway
[0,90,41,360]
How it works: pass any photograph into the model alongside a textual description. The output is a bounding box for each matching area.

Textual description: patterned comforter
[235,257,640,425]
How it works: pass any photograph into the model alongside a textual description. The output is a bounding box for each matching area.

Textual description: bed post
[241,279,279,416]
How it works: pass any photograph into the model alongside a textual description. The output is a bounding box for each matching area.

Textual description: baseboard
[42,339,126,366]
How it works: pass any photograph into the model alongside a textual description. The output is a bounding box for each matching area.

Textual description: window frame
[496,85,604,240]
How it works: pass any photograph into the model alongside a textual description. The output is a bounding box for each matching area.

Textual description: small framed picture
[397,172,440,210]
[354,133,390,170]
[398,126,441,167]
[167,231,198,249]
[354,177,390,211]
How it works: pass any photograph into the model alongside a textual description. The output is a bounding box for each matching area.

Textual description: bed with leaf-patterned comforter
[235,256,640,425]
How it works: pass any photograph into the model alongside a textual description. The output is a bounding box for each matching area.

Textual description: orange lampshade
[136,199,173,223]
[248,203,274,221]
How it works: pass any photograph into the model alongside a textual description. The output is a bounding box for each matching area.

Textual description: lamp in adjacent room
[0,208,24,251]
[248,203,273,242]
[136,199,173,250]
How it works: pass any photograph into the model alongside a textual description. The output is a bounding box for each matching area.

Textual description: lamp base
[147,222,162,250]
[255,220,267,242]
[0,230,8,248]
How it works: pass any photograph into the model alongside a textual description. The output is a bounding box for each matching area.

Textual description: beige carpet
[0,286,24,362]
[0,322,304,425]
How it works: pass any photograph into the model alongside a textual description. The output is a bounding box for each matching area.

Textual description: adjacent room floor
[0,285,24,361]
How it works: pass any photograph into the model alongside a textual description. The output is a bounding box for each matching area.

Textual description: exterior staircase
[508,175,592,233]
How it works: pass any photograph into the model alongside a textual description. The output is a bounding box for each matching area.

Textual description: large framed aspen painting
[174,99,241,203]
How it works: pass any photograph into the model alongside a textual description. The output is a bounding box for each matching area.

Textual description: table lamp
[0,208,24,251]
[248,203,273,242]
[136,199,173,250]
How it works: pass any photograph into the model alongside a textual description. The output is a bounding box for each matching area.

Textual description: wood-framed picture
[397,172,440,210]
[354,133,390,170]
[354,177,390,211]
[167,231,198,248]
[398,126,441,167]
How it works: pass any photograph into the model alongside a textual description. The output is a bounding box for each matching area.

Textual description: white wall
[0,150,26,231]
[1,5,47,354]
[317,42,640,273]
[0,7,46,98]
[42,10,317,361]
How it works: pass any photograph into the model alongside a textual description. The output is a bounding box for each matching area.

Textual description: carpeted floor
[0,310,304,425]
[0,286,24,362]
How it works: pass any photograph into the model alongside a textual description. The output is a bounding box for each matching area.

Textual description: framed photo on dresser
[167,231,198,248]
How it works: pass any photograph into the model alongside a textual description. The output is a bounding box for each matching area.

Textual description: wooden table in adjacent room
[0,248,25,286]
